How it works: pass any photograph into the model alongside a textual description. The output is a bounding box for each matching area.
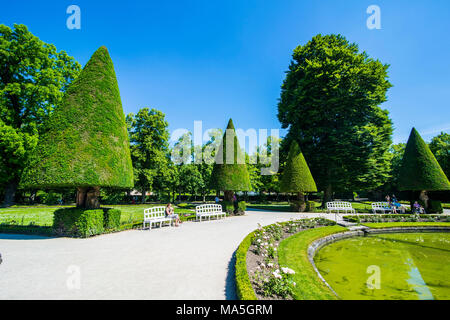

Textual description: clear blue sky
[2,0,449,145]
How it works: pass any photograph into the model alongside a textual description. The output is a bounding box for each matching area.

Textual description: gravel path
[0,210,332,300]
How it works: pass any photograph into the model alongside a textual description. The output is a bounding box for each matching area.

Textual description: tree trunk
[2,179,19,207]
[141,189,146,204]
[76,186,100,209]
[322,184,333,208]
[224,190,234,202]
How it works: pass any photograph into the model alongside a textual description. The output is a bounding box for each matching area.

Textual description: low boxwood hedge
[104,208,121,230]
[235,231,258,300]
[343,214,449,223]
[53,207,106,237]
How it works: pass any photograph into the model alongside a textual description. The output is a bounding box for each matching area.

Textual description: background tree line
[1,25,448,206]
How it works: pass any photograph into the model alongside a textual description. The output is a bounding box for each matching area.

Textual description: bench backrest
[326,201,353,209]
[372,202,390,209]
[144,206,166,220]
[196,204,223,215]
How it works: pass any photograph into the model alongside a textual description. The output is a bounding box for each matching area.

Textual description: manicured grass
[0,204,195,227]
[277,225,348,300]
[363,222,450,229]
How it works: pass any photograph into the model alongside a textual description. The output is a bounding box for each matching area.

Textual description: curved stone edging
[307,226,450,299]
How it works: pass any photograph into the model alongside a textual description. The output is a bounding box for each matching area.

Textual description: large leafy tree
[21,46,133,208]
[383,143,406,193]
[0,24,81,206]
[126,108,170,203]
[278,34,393,205]
[429,132,450,180]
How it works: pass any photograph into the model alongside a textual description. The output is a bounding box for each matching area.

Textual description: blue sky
[2,0,449,146]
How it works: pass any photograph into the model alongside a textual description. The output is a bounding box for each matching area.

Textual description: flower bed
[242,218,337,300]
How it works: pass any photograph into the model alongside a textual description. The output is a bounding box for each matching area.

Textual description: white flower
[281,267,295,275]
[293,282,296,286]
[273,272,282,279]
[267,263,274,268]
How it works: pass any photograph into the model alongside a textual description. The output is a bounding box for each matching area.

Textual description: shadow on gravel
[225,250,238,300]
[0,233,54,240]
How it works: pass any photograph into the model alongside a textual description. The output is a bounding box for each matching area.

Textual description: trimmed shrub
[210,119,251,192]
[104,208,121,229]
[237,201,247,215]
[280,141,317,194]
[306,201,315,212]
[21,46,134,190]
[235,231,258,300]
[428,200,443,214]
[398,128,450,191]
[221,201,235,215]
[53,207,104,237]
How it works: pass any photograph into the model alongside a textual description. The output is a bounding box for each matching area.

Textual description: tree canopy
[429,132,450,180]
[210,118,251,193]
[21,46,133,190]
[0,24,81,205]
[280,140,317,193]
[277,34,393,203]
[398,128,450,191]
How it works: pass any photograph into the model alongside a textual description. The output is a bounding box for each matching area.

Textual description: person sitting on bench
[165,203,182,226]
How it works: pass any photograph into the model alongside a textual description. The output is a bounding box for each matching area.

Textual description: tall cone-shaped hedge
[210,119,251,200]
[21,46,133,207]
[398,128,450,191]
[280,140,317,194]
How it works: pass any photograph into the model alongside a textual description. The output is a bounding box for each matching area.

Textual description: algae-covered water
[314,232,450,300]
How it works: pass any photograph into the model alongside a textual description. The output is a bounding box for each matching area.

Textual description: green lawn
[277,225,348,300]
[0,204,195,227]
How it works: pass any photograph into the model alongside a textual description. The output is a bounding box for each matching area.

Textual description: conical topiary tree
[398,128,450,209]
[210,118,251,203]
[21,46,133,208]
[280,140,317,211]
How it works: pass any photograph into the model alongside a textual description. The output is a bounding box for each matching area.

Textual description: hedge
[362,222,450,229]
[235,231,258,300]
[53,207,105,237]
[343,214,449,223]
[104,208,121,229]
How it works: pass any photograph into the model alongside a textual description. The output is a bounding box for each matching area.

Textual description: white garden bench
[143,206,172,230]
[326,201,356,214]
[372,202,399,214]
[195,204,226,222]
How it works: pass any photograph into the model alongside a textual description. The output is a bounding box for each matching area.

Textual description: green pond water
[314,232,450,300]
